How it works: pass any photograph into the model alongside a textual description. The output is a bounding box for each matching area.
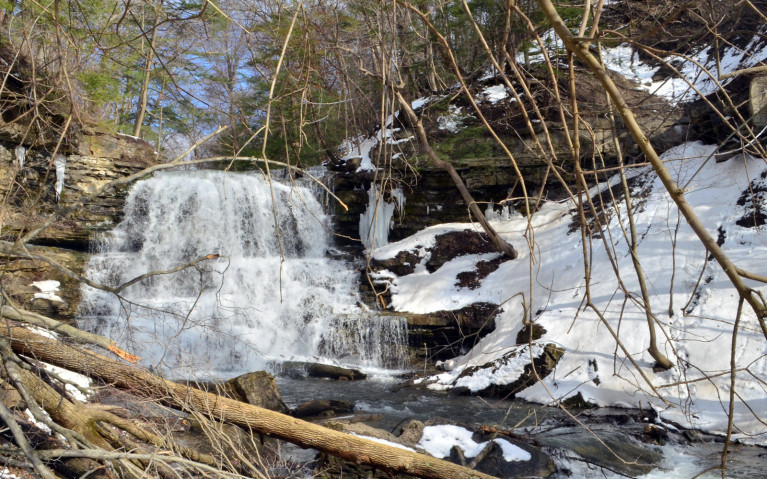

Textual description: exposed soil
[455,254,507,289]
[427,230,499,273]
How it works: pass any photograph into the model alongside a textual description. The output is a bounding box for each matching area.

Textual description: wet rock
[221,371,289,413]
[538,427,663,477]
[397,420,425,445]
[453,439,555,478]
[370,249,422,276]
[560,392,597,409]
[279,361,367,380]
[307,363,367,381]
[420,418,554,478]
[643,424,669,445]
[455,254,505,289]
[293,399,354,418]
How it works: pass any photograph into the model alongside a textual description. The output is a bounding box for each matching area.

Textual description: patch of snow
[31,280,64,303]
[485,202,517,221]
[388,135,414,146]
[494,438,532,462]
[417,425,531,461]
[438,105,473,133]
[41,363,91,402]
[449,343,547,392]
[351,433,416,452]
[411,96,431,110]
[24,408,51,435]
[0,468,20,479]
[340,115,402,172]
[516,29,562,65]
[482,84,509,103]
[373,141,767,444]
[28,326,58,340]
[341,135,380,172]
[599,34,767,103]
[519,27,767,103]
[479,66,498,81]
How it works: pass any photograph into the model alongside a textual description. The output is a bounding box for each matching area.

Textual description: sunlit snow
[417,425,531,461]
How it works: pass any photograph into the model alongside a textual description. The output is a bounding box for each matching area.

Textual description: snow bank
[417,425,531,461]
[522,28,767,104]
[373,142,767,444]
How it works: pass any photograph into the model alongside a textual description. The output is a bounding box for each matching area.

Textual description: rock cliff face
[0,129,157,322]
[0,131,156,249]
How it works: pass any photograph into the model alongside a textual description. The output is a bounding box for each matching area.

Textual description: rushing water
[78,170,406,376]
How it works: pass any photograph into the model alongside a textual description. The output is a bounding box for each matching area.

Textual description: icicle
[485,201,497,221]
[54,154,66,202]
[359,184,397,251]
[14,145,26,169]
[389,187,407,221]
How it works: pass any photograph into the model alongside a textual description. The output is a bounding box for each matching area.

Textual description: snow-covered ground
[371,142,767,444]
[513,25,767,104]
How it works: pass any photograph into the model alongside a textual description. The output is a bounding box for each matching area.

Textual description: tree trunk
[3,325,497,479]
[133,3,161,138]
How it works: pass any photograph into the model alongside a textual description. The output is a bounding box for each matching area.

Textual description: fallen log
[3,325,497,479]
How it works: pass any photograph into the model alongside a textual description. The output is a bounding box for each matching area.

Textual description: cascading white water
[78,170,406,377]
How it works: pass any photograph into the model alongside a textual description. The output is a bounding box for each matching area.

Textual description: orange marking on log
[108,343,140,363]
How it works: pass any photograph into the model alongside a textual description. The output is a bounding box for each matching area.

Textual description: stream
[275,375,766,479]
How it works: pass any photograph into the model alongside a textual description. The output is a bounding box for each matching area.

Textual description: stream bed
[275,376,766,479]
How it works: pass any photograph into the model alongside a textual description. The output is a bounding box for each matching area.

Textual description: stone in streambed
[221,371,289,413]
[280,361,367,380]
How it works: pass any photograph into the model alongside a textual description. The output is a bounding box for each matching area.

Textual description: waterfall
[78,170,406,377]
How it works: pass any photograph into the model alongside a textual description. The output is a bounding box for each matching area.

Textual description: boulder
[449,438,554,478]
[538,427,663,477]
[0,244,86,322]
[397,419,426,445]
[221,371,289,414]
